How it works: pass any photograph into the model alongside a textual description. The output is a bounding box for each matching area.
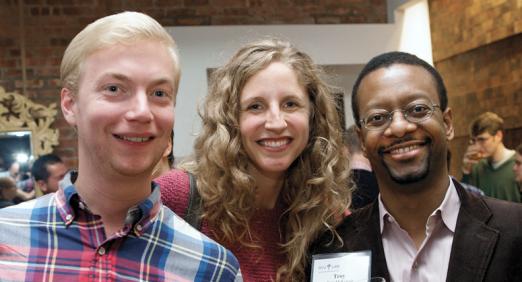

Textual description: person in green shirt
[514,144,522,194]
[461,112,520,202]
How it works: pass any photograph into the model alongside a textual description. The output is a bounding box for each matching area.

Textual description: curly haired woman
[155,38,350,281]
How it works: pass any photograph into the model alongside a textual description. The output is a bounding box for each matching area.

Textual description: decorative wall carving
[0,86,59,157]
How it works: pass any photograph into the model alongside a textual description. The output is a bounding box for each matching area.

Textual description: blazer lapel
[354,202,390,281]
[446,180,499,282]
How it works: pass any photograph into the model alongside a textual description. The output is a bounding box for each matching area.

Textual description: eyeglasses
[360,103,440,131]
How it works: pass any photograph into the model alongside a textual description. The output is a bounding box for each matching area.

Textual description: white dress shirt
[379,177,461,282]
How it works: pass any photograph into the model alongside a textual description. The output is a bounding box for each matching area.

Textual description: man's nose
[384,111,416,137]
[125,92,153,122]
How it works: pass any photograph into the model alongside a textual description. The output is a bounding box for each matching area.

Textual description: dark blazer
[310,180,522,282]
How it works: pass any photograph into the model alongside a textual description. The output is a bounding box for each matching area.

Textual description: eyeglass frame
[469,133,495,145]
[359,103,441,131]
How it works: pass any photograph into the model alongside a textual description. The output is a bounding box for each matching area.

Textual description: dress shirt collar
[378,176,461,233]
[55,170,162,236]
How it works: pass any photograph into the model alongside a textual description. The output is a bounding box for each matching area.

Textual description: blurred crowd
[0,154,68,207]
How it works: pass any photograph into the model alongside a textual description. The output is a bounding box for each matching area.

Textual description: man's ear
[61,88,77,126]
[495,129,503,141]
[36,179,48,194]
[442,107,454,141]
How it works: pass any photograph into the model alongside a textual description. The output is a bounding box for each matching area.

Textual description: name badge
[311,251,371,282]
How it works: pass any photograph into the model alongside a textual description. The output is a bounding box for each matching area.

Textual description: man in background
[461,112,520,202]
[0,161,20,179]
[513,144,522,193]
[0,161,34,202]
[31,153,68,196]
[0,177,17,208]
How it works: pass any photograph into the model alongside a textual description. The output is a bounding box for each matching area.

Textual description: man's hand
[462,143,483,174]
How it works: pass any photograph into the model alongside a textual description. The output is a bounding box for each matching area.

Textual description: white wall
[322,64,365,128]
[166,0,431,156]
[395,0,433,64]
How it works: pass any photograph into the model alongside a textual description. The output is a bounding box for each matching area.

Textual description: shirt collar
[55,170,162,236]
[436,177,460,232]
[378,194,388,234]
[378,176,461,233]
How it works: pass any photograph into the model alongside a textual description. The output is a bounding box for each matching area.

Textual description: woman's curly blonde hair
[182,38,350,281]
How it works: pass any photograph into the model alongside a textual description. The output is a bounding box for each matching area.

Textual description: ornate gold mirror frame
[0,86,59,158]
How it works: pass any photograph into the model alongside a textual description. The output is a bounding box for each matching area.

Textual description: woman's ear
[61,88,77,126]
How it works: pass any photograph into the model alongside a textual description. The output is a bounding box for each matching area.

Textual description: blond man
[0,11,241,281]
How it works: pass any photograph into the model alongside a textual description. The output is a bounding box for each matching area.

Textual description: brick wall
[430,0,522,62]
[429,0,522,177]
[0,0,387,168]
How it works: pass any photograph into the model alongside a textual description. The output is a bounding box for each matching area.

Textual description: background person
[31,153,68,196]
[461,112,520,202]
[156,38,350,281]
[514,144,522,194]
[344,124,379,209]
[0,177,18,208]
[0,161,34,202]
[447,150,484,196]
[0,161,20,179]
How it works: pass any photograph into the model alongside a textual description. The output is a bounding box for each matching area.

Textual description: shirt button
[65,214,73,221]
[136,224,142,231]
[98,247,106,256]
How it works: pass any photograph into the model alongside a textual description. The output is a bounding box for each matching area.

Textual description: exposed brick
[185,0,209,6]
[210,0,245,7]
[51,7,60,15]
[292,0,319,4]
[176,16,211,25]
[24,0,44,4]
[430,0,521,61]
[222,7,249,16]
[47,79,61,87]
[15,79,44,89]
[431,0,522,177]
[155,0,183,6]
[47,0,76,5]
[436,35,522,176]
[212,15,265,25]
[30,7,39,16]
[165,7,197,17]
[61,6,83,16]
[0,37,15,46]
[315,16,341,24]
[9,49,20,56]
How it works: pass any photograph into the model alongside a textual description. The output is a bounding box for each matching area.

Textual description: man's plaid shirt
[0,177,241,281]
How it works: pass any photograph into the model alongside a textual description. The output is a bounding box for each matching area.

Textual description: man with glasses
[461,112,520,202]
[310,52,522,281]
